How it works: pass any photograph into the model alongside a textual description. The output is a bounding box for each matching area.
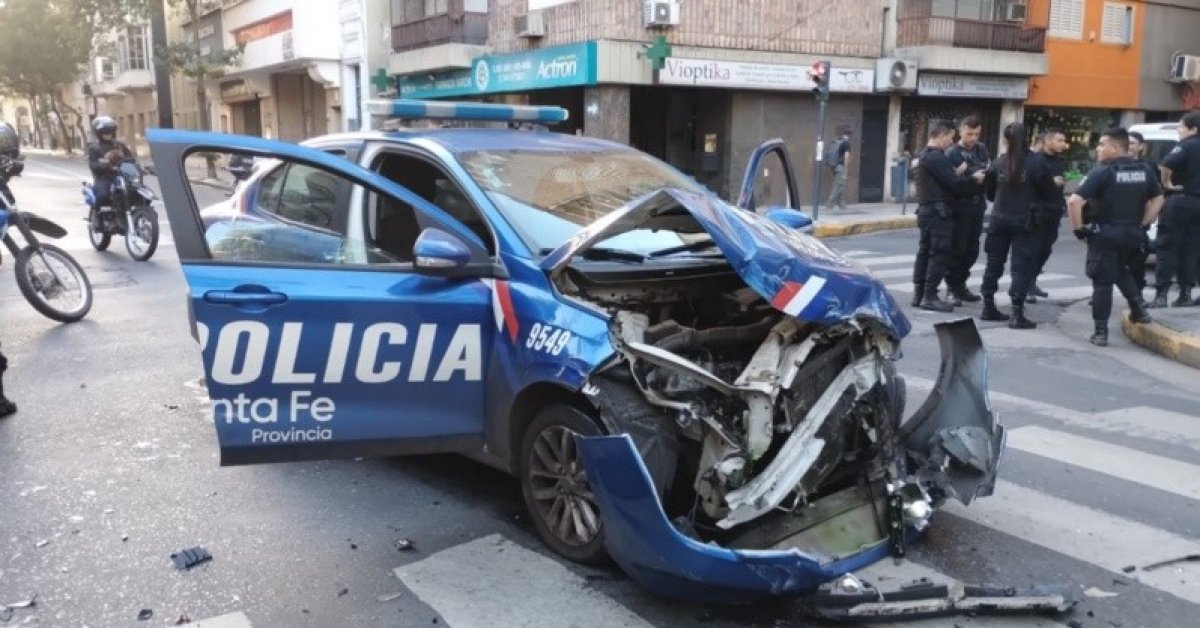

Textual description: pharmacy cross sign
[371,68,391,94]
[646,36,672,71]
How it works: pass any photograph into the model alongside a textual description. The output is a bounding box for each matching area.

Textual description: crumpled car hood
[540,189,911,339]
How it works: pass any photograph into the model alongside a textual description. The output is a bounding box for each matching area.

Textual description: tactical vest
[1094,160,1152,225]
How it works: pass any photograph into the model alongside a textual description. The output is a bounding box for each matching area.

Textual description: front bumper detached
[576,319,1004,603]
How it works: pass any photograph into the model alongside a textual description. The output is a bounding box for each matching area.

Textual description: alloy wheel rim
[528,425,600,547]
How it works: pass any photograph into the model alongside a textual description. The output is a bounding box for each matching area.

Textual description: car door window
[193,150,399,265]
[370,151,496,257]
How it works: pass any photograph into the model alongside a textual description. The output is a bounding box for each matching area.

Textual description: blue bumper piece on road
[576,434,894,603]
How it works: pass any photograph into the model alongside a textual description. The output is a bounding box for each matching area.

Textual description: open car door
[735,138,812,231]
[148,129,501,465]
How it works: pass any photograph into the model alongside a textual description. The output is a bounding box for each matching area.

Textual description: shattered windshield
[458,148,710,256]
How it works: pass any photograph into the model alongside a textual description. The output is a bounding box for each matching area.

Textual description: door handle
[203,288,287,306]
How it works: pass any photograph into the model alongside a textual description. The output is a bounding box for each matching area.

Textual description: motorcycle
[222,154,256,197]
[0,155,94,323]
[82,158,160,261]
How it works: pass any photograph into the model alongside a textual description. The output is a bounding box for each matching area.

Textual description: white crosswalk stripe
[190,612,254,627]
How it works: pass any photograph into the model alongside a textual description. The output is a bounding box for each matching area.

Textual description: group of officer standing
[913,111,1200,347]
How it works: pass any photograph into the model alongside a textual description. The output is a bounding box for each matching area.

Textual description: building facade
[1024,0,1200,174]
[91,21,159,157]
[390,0,887,202]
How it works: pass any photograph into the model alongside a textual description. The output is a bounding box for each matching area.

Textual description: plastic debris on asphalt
[171,547,213,570]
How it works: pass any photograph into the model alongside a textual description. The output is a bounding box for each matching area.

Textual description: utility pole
[150,0,173,128]
[808,60,831,221]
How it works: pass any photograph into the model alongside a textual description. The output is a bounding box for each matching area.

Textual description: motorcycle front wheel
[126,206,159,261]
[14,244,93,323]
[88,207,112,251]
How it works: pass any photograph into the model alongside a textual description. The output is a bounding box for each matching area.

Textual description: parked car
[146,100,1003,603]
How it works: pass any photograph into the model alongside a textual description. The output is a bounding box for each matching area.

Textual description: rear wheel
[125,206,159,261]
[519,404,607,565]
[87,207,111,251]
[15,244,92,323]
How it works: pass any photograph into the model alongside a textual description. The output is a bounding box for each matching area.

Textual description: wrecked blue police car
[147,100,1004,603]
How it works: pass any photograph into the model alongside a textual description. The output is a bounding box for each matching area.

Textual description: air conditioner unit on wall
[1169,53,1200,83]
[1003,2,1028,22]
[644,1,681,28]
[515,11,545,38]
[875,58,918,92]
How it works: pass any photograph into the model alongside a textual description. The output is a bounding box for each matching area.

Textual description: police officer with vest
[912,120,985,312]
[1151,112,1200,307]
[979,122,1039,329]
[1068,127,1164,346]
[945,115,990,305]
[1128,131,1158,295]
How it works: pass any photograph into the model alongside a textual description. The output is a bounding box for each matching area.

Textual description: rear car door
[148,130,498,465]
[736,139,802,213]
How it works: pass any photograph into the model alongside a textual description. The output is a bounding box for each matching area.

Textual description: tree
[154,0,244,131]
[0,0,94,151]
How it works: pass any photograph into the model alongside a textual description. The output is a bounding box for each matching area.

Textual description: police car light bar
[366,100,569,124]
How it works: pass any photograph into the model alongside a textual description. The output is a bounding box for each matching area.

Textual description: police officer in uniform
[979,122,1039,329]
[1067,127,1164,346]
[945,115,990,305]
[1128,131,1158,294]
[87,116,134,209]
[1152,112,1200,307]
[1027,128,1068,302]
[912,120,985,312]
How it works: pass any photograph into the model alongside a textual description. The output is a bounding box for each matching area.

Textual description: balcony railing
[897,15,1046,53]
[391,12,488,53]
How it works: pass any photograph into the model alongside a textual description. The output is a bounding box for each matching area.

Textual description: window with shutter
[1101,3,1134,45]
[1048,0,1085,39]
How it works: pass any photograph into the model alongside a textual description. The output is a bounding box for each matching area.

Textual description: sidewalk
[810,202,917,238]
[1122,302,1200,370]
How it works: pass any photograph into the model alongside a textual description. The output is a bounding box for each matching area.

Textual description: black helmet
[0,121,18,157]
[93,116,118,136]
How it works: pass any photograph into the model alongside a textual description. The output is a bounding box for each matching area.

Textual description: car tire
[519,403,608,565]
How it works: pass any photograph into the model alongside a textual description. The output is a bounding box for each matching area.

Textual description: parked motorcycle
[1,155,94,323]
[82,158,160,261]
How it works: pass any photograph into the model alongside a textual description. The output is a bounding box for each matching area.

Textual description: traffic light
[808,60,830,98]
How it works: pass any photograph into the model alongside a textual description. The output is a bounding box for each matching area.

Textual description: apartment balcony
[391,12,488,53]
[94,69,155,97]
[893,1,1048,77]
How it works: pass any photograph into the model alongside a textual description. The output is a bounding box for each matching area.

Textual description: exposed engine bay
[558,264,1002,557]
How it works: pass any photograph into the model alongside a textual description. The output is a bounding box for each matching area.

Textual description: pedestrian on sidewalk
[1149,112,1200,308]
[1128,131,1158,295]
[1027,128,1069,303]
[945,116,990,305]
[979,122,1039,329]
[825,130,852,212]
[912,120,984,313]
[0,344,15,419]
[1067,127,1163,347]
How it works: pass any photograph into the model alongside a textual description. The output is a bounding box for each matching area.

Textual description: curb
[1121,310,1200,370]
[814,215,918,238]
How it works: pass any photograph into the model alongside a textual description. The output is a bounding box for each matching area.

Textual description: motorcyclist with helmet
[87,116,134,209]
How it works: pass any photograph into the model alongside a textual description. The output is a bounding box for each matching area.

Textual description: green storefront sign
[398,41,598,99]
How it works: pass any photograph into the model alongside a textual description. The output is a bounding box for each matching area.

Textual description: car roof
[1129,122,1179,140]
[305,129,631,154]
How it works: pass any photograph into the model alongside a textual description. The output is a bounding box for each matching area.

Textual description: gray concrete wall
[728,92,864,206]
[1138,1,1200,113]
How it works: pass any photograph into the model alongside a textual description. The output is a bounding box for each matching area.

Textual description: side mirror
[413,227,472,274]
[764,206,815,233]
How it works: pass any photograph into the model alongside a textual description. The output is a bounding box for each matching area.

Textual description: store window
[1101,3,1134,45]
[1048,0,1085,39]
[1024,107,1121,180]
[391,0,449,24]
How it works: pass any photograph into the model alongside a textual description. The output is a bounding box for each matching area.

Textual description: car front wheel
[519,403,607,565]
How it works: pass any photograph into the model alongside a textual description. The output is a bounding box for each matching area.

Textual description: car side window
[369,151,496,260]
[192,150,397,266]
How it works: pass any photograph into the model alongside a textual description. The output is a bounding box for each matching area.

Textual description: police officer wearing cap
[1067,127,1164,347]
[912,120,985,312]
[945,115,990,305]
[1152,112,1200,307]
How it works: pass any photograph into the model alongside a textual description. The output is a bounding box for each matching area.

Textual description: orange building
[1023,0,1198,173]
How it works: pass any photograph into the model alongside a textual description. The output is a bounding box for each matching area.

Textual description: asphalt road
[1,153,1197,628]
